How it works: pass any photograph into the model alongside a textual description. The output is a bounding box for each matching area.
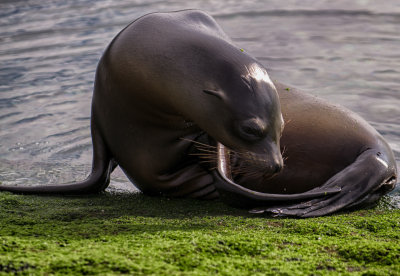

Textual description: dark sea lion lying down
[1,10,397,217]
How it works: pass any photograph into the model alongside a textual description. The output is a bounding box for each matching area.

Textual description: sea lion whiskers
[180,138,217,149]
[184,138,263,180]
[224,149,270,180]
[281,146,289,163]
[192,148,218,154]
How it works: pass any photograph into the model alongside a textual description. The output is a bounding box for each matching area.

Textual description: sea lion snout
[225,142,283,180]
[244,149,283,175]
[227,115,284,177]
[272,158,283,174]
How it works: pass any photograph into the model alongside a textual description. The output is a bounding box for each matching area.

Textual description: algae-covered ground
[0,191,399,275]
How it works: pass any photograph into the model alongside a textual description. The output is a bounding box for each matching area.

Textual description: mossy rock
[0,192,399,275]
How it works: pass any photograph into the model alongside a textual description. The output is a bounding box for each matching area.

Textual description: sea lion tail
[0,121,115,195]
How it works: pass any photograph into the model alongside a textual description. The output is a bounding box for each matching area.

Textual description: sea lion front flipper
[157,163,219,200]
[251,149,397,217]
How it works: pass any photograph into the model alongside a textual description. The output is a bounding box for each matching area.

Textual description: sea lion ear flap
[203,89,224,100]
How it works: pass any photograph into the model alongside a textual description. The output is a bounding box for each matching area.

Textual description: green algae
[0,192,399,275]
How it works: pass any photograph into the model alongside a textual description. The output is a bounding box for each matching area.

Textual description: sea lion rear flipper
[250,149,397,217]
[212,170,341,208]
[0,121,114,195]
[212,142,342,208]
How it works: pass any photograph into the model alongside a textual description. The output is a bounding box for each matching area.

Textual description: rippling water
[0,0,399,205]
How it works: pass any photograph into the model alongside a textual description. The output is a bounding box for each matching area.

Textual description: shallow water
[0,0,399,206]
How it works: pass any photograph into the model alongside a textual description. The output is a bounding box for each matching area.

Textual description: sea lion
[1,10,397,217]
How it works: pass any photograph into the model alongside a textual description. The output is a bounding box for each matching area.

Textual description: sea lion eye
[238,118,267,141]
[242,125,263,137]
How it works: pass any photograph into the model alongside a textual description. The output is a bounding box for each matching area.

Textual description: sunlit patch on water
[0,0,398,206]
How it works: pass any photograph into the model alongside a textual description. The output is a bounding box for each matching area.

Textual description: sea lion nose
[272,155,284,174]
[273,163,283,174]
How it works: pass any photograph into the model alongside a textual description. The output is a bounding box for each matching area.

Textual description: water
[1,0,399,205]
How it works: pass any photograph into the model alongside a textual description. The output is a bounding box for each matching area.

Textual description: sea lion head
[199,59,284,179]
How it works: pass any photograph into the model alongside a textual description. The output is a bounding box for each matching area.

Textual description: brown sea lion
[1,10,396,217]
